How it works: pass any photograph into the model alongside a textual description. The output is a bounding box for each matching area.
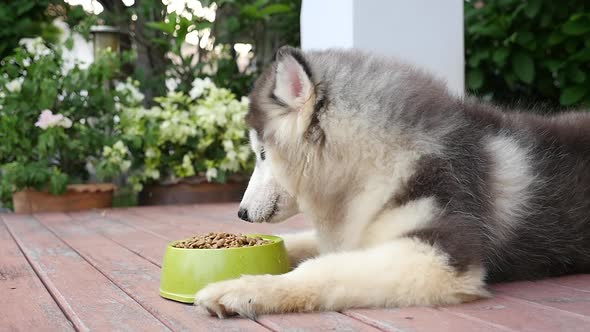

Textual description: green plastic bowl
[159,234,291,303]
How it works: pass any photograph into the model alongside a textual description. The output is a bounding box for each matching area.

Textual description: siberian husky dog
[195,46,590,318]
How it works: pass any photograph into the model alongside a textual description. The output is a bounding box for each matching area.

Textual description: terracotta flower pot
[138,176,248,206]
[12,183,116,214]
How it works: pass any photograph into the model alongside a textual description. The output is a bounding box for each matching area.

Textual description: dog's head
[238,46,343,223]
[237,130,298,223]
[238,46,451,222]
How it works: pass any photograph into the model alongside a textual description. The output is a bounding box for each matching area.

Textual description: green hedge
[465,0,590,109]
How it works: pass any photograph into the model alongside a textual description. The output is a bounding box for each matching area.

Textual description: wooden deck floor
[2,203,590,331]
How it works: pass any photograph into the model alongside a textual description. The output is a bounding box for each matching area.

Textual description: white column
[300,0,464,96]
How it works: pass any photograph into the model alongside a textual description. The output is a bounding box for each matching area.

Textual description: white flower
[86,117,98,126]
[226,150,237,161]
[145,147,159,158]
[22,58,31,67]
[113,140,129,154]
[165,77,180,93]
[145,168,160,180]
[237,145,252,162]
[5,77,24,93]
[202,63,217,75]
[18,37,51,58]
[115,80,144,104]
[102,146,113,157]
[79,89,88,97]
[120,160,132,172]
[222,140,234,152]
[189,77,214,99]
[220,159,239,172]
[205,167,218,181]
[61,117,73,128]
[34,109,73,129]
[180,154,196,176]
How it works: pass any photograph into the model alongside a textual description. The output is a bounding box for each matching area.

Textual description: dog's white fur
[484,135,535,243]
[197,130,489,319]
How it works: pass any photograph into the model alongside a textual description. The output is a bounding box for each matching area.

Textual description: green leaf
[193,21,213,31]
[566,65,586,84]
[467,69,484,90]
[468,24,504,38]
[562,17,590,36]
[226,16,240,32]
[565,39,578,53]
[516,31,536,50]
[542,59,564,72]
[467,50,489,67]
[560,85,588,106]
[15,2,35,16]
[503,72,517,90]
[145,21,175,34]
[540,12,552,27]
[512,52,535,83]
[254,0,269,8]
[547,31,566,46]
[64,36,74,50]
[492,48,509,65]
[259,4,292,16]
[48,169,68,195]
[241,4,259,18]
[524,0,541,18]
[570,48,590,62]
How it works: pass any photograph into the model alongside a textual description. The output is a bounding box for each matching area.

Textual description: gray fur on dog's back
[403,100,590,282]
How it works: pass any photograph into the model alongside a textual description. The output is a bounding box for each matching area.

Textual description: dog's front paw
[195,275,279,319]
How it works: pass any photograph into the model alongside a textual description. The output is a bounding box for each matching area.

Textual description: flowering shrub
[117,77,253,191]
[0,38,138,207]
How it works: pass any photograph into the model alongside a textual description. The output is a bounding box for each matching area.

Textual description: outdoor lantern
[90,25,122,59]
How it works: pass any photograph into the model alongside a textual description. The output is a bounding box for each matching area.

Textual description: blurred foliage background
[0,0,301,103]
[465,0,590,109]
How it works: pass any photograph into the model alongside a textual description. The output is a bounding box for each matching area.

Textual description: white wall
[300,0,464,96]
[300,0,354,49]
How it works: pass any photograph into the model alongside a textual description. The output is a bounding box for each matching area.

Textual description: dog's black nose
[238,208,251,222]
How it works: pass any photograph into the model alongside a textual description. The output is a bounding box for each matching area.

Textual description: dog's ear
[273,46,313,109]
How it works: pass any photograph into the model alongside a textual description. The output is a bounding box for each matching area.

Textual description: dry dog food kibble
[172,232,272,249]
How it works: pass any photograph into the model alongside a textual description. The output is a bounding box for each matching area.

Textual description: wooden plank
[0,219,74,332]
[104,209,250,244]
[129,206,310,234]
[165,203,241,219]
[2,214,171,332]
[345,307,513,332]
[36,212,267,332]
[92,209,379,331]
[442,294,590,332]
[493,281,590,316]
[170,205,311,231]
[68,211,166,266]
[544,274,590,292]
[257,312,381,332]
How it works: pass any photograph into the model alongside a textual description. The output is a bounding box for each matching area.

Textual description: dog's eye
[260,147,266,161]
